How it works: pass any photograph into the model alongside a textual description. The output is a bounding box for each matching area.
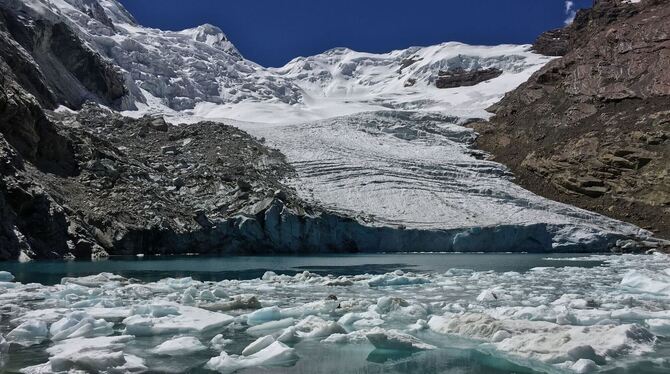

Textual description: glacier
[5,0,658,252]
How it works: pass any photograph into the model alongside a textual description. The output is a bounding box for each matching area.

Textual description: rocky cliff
[472,0,670,239]
[0,0,130,110]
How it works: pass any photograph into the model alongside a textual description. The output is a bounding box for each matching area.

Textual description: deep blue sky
[117,0,592,67]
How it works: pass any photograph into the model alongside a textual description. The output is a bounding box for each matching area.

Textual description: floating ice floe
[210,334,233,351]
[61,273,127,288]
[152,336,208,356]
[620,269,670,296]
[123,303,233,335]
[48,335,145,373]
[293,315,346,339]
[206,341,297,373]
[49,311,114,341]
[0,271,14,282]
[247,317,296,335]
[368,272,430,287]
[0,253,669,373]
[428,312,656,366]
[7,320,48,347]
[241,335,275,356]
[365,328,436,351]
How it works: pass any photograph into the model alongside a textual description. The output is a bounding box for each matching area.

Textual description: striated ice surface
[0,253,669,373]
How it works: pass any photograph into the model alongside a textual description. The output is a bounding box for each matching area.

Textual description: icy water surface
[0,253,669,374]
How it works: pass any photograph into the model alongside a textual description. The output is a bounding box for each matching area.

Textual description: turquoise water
[1,253,601,285]
[2,253,668,374]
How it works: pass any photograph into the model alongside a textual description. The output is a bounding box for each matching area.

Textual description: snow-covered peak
[275,42,545,96]
[18,0,555,123]
[179,24,239,54]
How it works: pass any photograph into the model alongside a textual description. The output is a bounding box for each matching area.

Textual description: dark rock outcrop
[0,2,129,110]
[435,67,502,89]
[473,0,670,238]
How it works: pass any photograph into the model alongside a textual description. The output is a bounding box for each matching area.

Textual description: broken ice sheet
[0,253,668,373]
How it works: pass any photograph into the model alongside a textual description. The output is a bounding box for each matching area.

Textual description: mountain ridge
[0,0,666,260]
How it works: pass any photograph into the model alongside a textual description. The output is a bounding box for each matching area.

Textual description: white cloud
[564,1,576,25]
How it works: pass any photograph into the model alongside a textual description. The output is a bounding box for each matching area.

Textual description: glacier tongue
[224,111,647,251]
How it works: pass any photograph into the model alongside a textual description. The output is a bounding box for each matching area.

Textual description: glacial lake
[2,253,601,285]
[1,253,668,374]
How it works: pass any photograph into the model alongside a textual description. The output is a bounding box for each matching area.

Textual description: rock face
[473,0,670,238]
[0,1,129,110]
[435,67,502,89]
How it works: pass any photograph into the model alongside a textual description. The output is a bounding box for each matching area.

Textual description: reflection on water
[1,253,601,285]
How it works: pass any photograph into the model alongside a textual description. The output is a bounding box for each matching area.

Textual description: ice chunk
[491,330,512,342]
[0,271,14,282]
[247,318,296,335]
[161,277,201,290]
[0,334,8,363]
[646,319,670,337]
[123,304,234,336]
[262,271,278,281]
[276,326,299,344]
[61,273,126,287]
[408,319,428,332]
[84,307,132,323]
[211,334,233,351]
[131,304,179,318]
[246,306,282,326]
[376,297,409,313]
[11,308,69,325]
[280,299,339,318]
[181,292,196,305]
[368,274,429,287]
[476,287,511,302]
[375,297,427,322]
[621,270,670,296]
[50,312,114,341]
[338,311,381,326]
[353,318,385,328]
[152,336,207,356]
[199,290,217,301]
[212,287,229,299]
[428,313,505,340]
[200,294,261,312]
[242,335,275,356]
[321,329,369,344]
[294,316,346,338]
[7,320,48,346]
[365,328,436,351]
[206,341,297,373]
[47,335,138,372]
[571,359,599,373]
[429,313,655,366]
